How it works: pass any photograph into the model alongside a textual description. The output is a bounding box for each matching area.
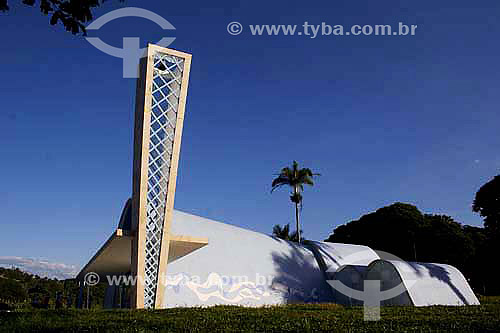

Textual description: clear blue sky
[1,0,499,268]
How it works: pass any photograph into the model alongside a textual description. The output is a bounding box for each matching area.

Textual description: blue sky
[1,0,499,268]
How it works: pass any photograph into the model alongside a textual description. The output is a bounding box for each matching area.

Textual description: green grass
[1,297,499,332]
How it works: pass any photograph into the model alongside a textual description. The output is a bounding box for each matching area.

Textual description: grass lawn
[1,297,499,332]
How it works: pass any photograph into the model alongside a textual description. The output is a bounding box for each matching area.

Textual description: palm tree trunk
[294,185,301,244]
[295,201,301,244]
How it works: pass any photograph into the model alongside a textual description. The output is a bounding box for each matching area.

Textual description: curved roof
[307,241,380,274]
[78,203,480,308]
[164,210,334,306]
[369,260,480,306]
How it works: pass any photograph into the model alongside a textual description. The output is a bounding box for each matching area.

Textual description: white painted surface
[308,241,380,273]
[163,211,333,307]
[393,261,480,306]
[368,260,480,306]
[156,211,480,308]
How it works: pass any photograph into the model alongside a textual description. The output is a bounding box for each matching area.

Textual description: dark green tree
[325,202,494,294]
[472,174,500,294]
[473,174,500,234]
[326,203,424,261]
[0,278,27,302]
[0,0,118,34]
[271,161,319,244]
[462,225,489,294]
[418,214,475,268]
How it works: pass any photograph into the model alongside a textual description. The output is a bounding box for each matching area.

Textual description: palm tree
[271,161,319,244]
[272,223,292,240]
[272,223,302,242]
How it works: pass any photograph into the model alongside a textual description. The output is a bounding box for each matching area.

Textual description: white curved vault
[76,44,480,309]
[366,260,480,306]
[78,208,480,308]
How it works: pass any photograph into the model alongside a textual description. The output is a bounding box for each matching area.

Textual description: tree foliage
[271,161,319,205]
[0,267,106,308]
[272,223,302,243]
[325,202,495,294]
[473,174,500,233]
[326,203,424,261]
[471,173,500,295]
[0,0,112,35]
[271,161,319,243]
[0,277,27,302]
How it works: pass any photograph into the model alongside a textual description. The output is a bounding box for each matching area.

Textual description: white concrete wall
[366,260,480,306]
[307,241,380,273]
[305,241,380,305]
[390,261,480,306]
[162,211,334,307]
[160,210,480,308]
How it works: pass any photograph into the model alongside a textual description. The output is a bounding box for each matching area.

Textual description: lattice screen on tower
[143,52,185,308]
